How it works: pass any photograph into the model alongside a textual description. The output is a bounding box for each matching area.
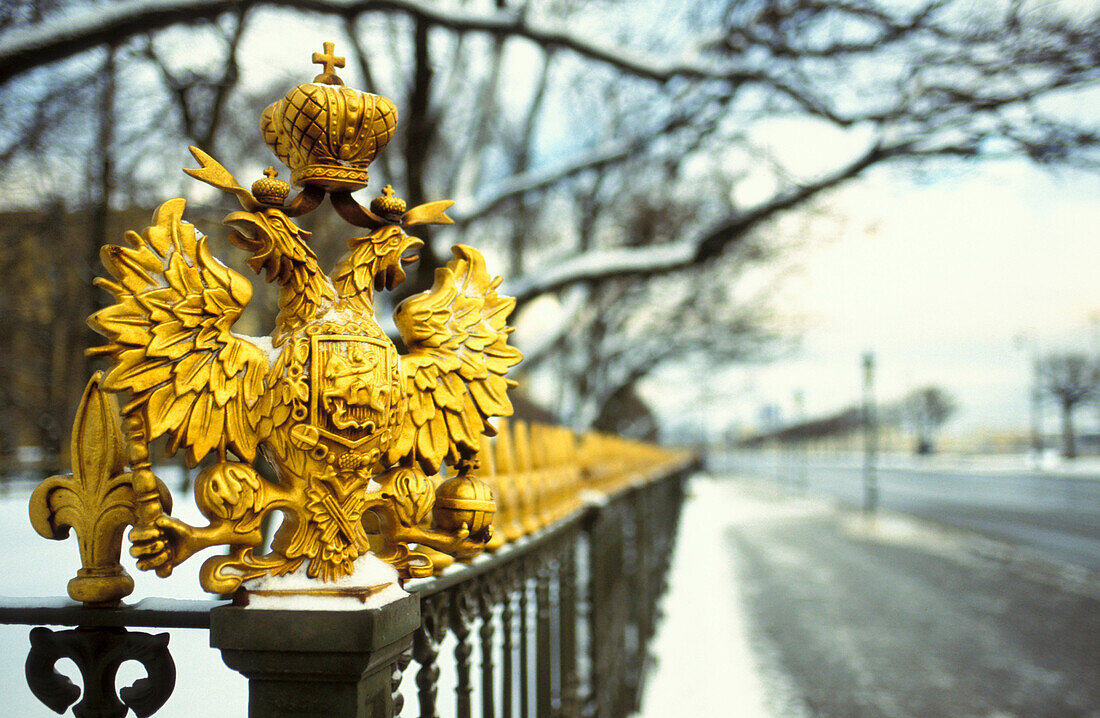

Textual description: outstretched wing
[88,199,270,466]
[390,245,523,474]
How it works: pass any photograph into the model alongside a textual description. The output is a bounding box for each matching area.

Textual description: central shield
[310,335,395,448]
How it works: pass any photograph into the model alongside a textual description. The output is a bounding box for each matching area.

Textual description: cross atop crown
[312,42,345,86]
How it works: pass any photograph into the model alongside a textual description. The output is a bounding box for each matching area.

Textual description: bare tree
[1039,353,1099,459]
[901,386,957,455]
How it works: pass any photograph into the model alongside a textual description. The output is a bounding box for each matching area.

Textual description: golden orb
[251,166,290,206]
[433,474,495,538]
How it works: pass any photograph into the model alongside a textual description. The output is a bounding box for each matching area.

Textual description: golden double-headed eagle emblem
[38,43,522,597]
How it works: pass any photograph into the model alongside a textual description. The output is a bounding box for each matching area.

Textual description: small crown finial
[371,185,407,219]
[252,166,290,206]
[312,42,346,86]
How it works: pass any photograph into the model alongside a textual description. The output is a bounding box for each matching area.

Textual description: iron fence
[1,421,695,718]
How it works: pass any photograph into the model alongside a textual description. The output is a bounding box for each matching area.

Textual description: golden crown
[260,43,397,192]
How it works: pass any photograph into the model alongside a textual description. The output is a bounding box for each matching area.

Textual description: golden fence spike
[494,420,525,543]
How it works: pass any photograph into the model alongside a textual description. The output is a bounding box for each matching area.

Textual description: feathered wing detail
[389,245,523,474]
[88,199,270,467]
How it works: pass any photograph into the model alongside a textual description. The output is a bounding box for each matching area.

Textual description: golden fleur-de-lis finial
[312,42,345,85]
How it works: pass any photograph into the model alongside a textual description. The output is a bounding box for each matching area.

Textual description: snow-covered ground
[640,475,802,717]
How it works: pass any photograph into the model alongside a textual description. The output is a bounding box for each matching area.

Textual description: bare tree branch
[452,85,712,224]
[507,142,888,311]
[0,0,759,86]
[2,0,1097,435]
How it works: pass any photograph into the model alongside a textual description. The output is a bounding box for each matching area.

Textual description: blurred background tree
[901,385,957,455]
[0,0,1097,469]
[1039,352,1100,459]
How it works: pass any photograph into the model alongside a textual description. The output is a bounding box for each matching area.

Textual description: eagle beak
[224,211,261,236]
[224,212,265,249]
[375,236,425,292]
[401,237,424,266]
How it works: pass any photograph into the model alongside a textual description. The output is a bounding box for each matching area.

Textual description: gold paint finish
[29,42,692,600]
[29,373,171,604]
[261,43,397,192]
[81,44,519,594]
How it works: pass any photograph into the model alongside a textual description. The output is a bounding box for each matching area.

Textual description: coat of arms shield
[309,335,396,448]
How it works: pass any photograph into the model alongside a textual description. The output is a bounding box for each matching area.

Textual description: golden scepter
[119,411,173,576]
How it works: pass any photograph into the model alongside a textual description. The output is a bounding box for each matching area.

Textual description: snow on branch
[2,0,768,90]
[508,241,696,310]
[507,142,888,311]
[454,133,640,225]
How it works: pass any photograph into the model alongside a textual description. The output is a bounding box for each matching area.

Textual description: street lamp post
[1030,360,1044,457]
[794,389,807,493]
[862,351,879,514]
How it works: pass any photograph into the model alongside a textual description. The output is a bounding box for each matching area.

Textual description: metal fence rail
[0,423,694,718]
[402,467,688,718]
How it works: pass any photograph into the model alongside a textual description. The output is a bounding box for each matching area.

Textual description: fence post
[210,594,419,718]
[558,535,580,718]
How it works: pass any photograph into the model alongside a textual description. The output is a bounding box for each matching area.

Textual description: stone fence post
[210,594,419,718]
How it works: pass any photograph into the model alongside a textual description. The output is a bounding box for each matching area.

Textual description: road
[709,451,1100,572]
[642,475,1100,718]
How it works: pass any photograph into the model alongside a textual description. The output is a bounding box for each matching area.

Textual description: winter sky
[646,156,1100,440]
[10,4,1096,442]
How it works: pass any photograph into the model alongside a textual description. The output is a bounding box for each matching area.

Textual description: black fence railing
[0,427,695,718]
[403,468,688,718]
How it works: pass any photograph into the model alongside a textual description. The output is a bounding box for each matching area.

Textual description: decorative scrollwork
[25,626,176,718]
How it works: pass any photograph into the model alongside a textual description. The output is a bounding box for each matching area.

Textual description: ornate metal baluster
[572,532,592,716]
[478,580,497,718]
[501,570,516,718]
[451,587,475,718]
[626,486,647,711]
[635,482,660,712]
[588,501,629,718]
[587,510,605,718]
[558,535,580,718]
[392,646,413,716]
[622,492,643,715]
[518,562,530,718]
[414,593,449,718]
[536,557,553,717]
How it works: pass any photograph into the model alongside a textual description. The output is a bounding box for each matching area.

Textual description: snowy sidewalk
[641,474,1100,717]
[639,474,805,717]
